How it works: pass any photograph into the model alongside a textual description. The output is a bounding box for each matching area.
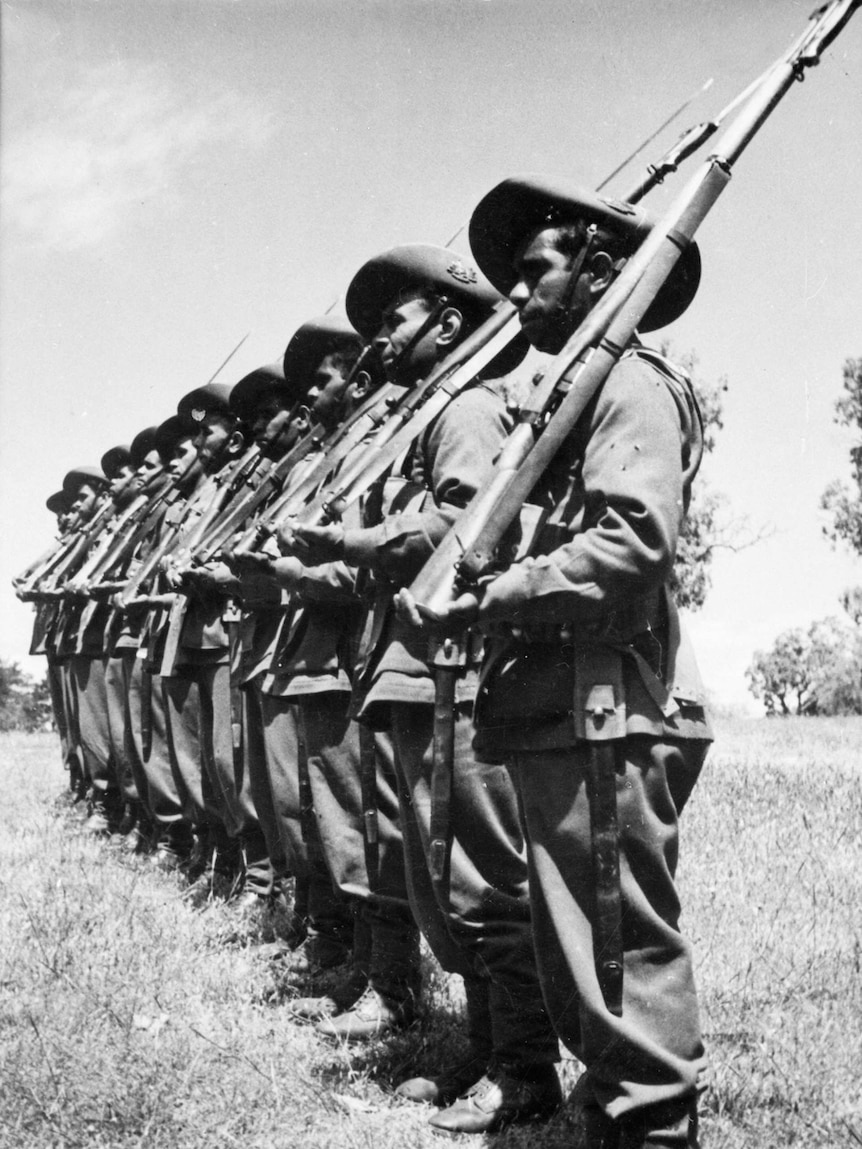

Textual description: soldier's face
[509,226,586,354]
[134,449,164,491]
[167,436,201,484]
[193,414,236,472]
[251,390,295,457]
[70,483,101,522]
[374,296,440,388]
[109,464,136,501]
[307,353,350,431]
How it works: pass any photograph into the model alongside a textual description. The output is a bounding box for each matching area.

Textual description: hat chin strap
[555,222,599,320]
[388,295,450,378]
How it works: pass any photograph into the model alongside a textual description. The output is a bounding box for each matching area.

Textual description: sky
[1,0,861,711]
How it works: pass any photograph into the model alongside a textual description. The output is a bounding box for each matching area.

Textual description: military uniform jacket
[343,383,513,721]
[472,347,713,758]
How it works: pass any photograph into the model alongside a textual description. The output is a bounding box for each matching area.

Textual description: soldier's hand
[394,587,479,634]
[288,524,345,565]
[230,549,274,574]
[270,556,303,590]
[182,562,240,592]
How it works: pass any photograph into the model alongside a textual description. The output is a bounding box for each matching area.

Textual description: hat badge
[600,196,636,217]
[190,407,207,423]
[446,260,478,285]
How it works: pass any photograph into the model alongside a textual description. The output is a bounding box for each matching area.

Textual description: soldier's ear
[588,251,615,294]
[227,427,246,456]
[436,305,464,348]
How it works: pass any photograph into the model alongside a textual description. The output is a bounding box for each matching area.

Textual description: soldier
[102,425,182,855]
[231,329,374,967]
[159,382,268,901]
[35,490,76,792]
[252,319,421,1028]
[288,245,560,1133]
[99,441,151,839]
[404,176,712,1149]
[228,352,351,934]
[122,414,210,869]
[59,465,115,832]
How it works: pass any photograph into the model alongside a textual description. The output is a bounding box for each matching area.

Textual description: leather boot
[288,901,371,1021]
[618,1100,699,1149]
[84,793,110,836]
[427,1061,561,1135]
[239,827,273,899]
[315,984,414,1041]
[396,976,492,1104]
[185,828,241,906]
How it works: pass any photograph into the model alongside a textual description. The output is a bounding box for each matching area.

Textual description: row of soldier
[16,176,711,1147]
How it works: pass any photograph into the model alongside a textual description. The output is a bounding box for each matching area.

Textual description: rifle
[280,301,522,534]
[24,496,116,599]
[403,0,859,1018]
[155,443,265,576]
[116,445,260,608]
[65,484,165,596]
[406,0,860,624]
[13,536,69,596]
[81,478,186,596]
[228,380,406,558]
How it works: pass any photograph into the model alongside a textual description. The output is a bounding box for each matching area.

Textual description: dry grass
[0,721,860,1148]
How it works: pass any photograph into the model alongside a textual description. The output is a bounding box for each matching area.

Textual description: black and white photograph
[1,2,860,1145]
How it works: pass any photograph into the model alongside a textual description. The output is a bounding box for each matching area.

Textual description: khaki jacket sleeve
[478,359,687,627]
[342,386,512,584]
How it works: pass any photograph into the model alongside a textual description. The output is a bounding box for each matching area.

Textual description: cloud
[2,63,276,251]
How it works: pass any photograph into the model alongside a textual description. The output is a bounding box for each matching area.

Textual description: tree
[0,660,53,732]
[821,356,862,554]
[746,608,862,716]
[664,347,766,611]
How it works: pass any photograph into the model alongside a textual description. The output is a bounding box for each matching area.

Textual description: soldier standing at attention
[259,320,421,1031]
[233,327,373,965]
[405,176,711,1149]
[160,383,267,901]
[32,490,76,791]
[60,465,115,833]
[288,245,560,1134]
[98,441,152,841]
[123,415,210,870]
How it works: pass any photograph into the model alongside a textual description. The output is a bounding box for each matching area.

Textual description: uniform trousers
[300,693,419,997]
[46,657,71,775]
[390,702,556,1067]
[69,654,113,802]
[164,663,258,838]
[124,658,185,831]
[259,692,354,947]
[105,652,141,808]
[507,735,709,1121]
[244,680,291,883]
[58,659,85,792]
[162,671,220,834]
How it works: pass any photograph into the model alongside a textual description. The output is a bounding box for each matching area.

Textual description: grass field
[0,720,860,1148]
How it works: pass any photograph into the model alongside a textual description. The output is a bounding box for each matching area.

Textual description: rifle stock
[407,0,859,621]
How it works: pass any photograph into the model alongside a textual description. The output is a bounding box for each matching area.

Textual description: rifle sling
[224,602,244,773]
[586,740,624,1016]
[429,635,463,885]
[140,661,153,761]
[358,722,379,871]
